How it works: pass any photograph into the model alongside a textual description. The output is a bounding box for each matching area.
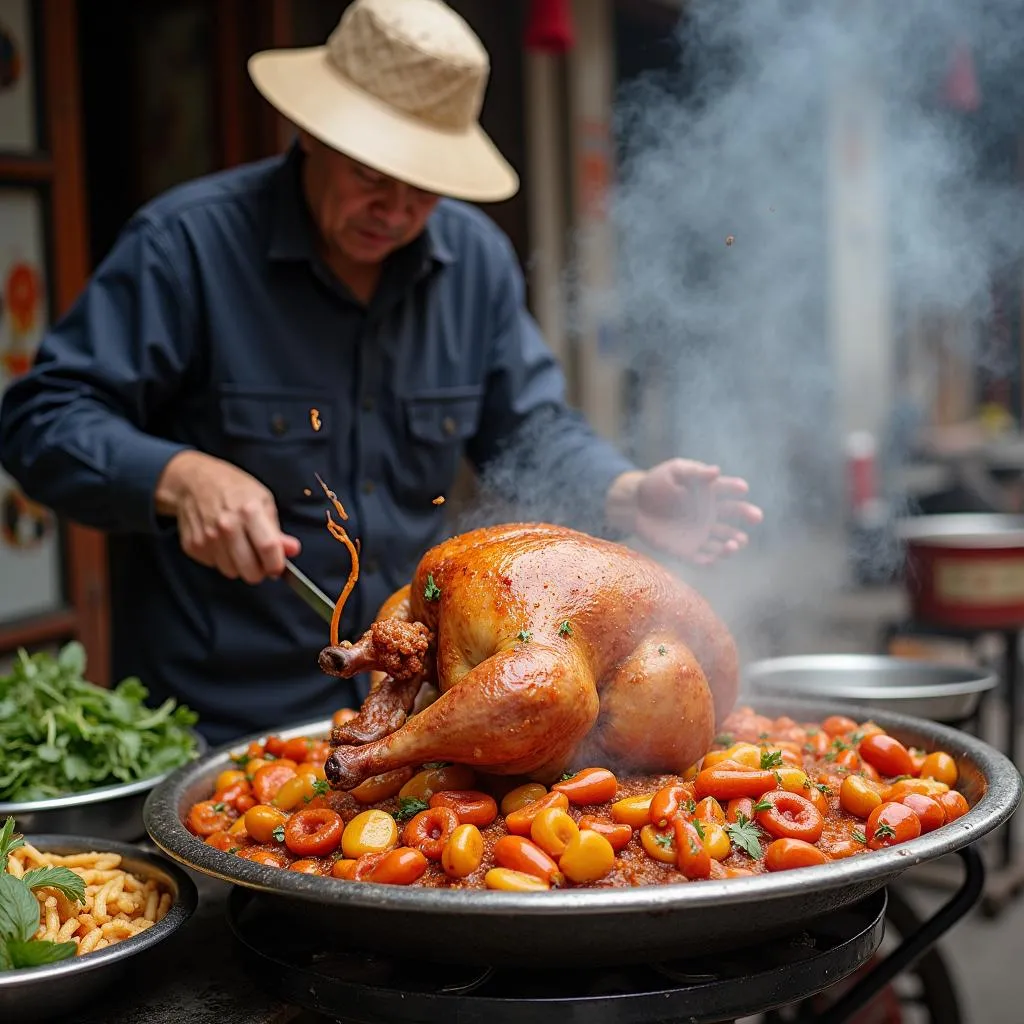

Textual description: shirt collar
[267,142,455,271]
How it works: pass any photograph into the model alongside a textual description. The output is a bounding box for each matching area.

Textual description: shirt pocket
[402,386,484,445]
[217,385,337,501]
[398,386,484,497]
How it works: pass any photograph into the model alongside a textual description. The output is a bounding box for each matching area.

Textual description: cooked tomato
[866,801,921,849]
[858,735,914,778]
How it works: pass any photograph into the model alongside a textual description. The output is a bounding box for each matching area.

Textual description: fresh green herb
[823,752,837,763]
[212,802,226,813]
[691,818,706,840]
[852,830,867,845]
[801,779,812,790]
[684,799,697,815]
[227,847,240,855]
[658,645,668,656]
[725,814,763,859]
[803,744,817,754]
[394,796,430,822]
[806,728,820,737]
[760,750,784,770]
[892,775,912,782]
[815,783,831,796]
[271,825,286,843]
[516,630,533,643]
[0,816,84,971]
[231,752,249,766]
[558,621,573,637]
[559,772,575,782]
[773,771,784,787]
[851,732,864,744]
[0,643,199,802]
[830,738,852,753]
[423,574,442,602]
[421,762,451,770]
[654,831,674,850]
[713,734,734,747]
[752,797,773,812]
[758,732,770,741]
[311,779,330,797]
[874,823,896,841]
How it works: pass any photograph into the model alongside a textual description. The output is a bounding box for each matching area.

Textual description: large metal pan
[743,655,997,723]
[144,700,1021,968]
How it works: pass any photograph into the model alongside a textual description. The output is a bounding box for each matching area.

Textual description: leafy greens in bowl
[0,643,199,803]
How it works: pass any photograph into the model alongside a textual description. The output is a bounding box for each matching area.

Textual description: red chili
[402,806,459,860]
[283,808,343,857]
[650,784,694,828]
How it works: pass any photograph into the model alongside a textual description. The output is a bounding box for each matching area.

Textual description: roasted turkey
[320,523,739,789]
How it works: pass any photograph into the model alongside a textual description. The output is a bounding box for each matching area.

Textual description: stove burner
[226,887,887,1024]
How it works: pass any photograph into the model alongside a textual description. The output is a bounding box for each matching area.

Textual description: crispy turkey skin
[320,523,739,788]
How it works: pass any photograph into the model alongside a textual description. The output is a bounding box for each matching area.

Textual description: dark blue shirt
[0,145,635,744]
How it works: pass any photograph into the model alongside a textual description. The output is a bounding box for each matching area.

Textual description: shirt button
[361,480,376,495]
[270,414,288,436]
[442,416,457,437]
[361,396,375,413]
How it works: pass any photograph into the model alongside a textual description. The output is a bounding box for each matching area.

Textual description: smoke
[580,0,1024,659]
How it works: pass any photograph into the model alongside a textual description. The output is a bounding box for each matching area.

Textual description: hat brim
[248,47,519,203]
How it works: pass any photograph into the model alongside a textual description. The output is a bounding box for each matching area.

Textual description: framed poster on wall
[0,183,64,622]
[0,0,39,153]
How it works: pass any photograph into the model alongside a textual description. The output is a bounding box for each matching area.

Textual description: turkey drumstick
[321,523,739,789]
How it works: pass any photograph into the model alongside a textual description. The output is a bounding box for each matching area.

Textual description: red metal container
[897,515,1024,629]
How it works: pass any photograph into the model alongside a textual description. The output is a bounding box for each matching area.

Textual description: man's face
[300,132,440,266]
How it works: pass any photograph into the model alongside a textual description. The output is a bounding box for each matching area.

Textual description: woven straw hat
[248,0,519,202]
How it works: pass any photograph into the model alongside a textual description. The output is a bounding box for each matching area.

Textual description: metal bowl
[743,655,998,723]
[0,732,207,842]
[0,835,198,1023]
[144,701,1021,968]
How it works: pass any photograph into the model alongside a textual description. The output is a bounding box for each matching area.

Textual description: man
[0,0,761,744]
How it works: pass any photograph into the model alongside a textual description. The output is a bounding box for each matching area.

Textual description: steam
[466,0,1024,663]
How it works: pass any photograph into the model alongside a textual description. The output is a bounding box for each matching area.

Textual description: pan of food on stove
[144,522,1022,967]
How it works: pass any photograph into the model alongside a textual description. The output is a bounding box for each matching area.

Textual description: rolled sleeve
[0,219,195,534]
[466,237,636,536]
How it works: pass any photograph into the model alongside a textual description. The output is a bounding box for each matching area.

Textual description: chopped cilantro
[227,847,240,855]
[760,750,784,770]
[654,831,674,850]
[684,799,697,815]
[212,802,226,813]
[271,825,285,843]
[394,796,430,822]
[691,818,706,840]
[815,783,831,796]
[725,814,763,859]
[312,778,330,796]
[516,630,533,643]
[558,621,573,637]
[423,574,442,602]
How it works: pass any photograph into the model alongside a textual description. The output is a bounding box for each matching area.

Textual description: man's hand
[606,460,763,566]
[155,451,301,583]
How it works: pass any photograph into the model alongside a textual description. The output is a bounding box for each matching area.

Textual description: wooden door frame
[0,0,109,680]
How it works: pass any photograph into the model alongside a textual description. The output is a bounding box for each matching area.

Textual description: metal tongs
[283,558,336,625]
